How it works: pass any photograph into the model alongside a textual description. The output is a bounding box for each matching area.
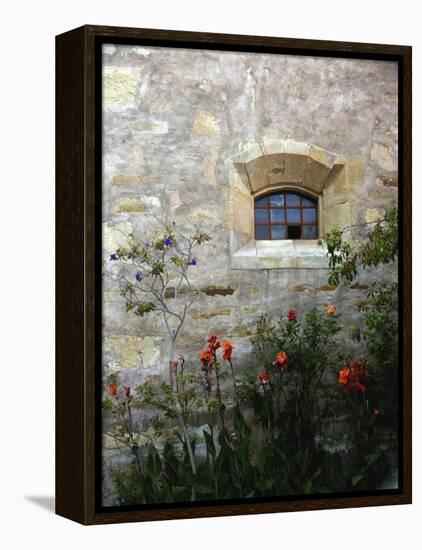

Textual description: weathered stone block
[103,335,161,370]
[190,308,232,320]
[103,221,133,252]
[192,110,220,138]
[112,175,161,186]
[116,198,149,213]
[370,142,397,172]
[200,286,236,296]
[103,67,140,107]
[130,119,168,134]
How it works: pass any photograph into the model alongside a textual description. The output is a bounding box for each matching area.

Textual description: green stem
[213,353,225,429]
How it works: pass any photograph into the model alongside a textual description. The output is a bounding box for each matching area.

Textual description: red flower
[288,310,297,321]
[352,359,368,378]
[258,371,270,385]
[273,351,288,371]
[123,385,131,398]
[108,383,118,396]
[207,333,221,351]
[222,340,234,361]
[171,360,178,373]
[338,359,368,395]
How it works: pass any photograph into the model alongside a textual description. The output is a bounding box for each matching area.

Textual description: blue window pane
[286,193,301,206]
[271,225,287,239]
[255,225,270,239]
[286,208,301,222]
[302,197,316,207]
[255,209,269,223]
[303,208,317,223]
[255,196,268,207]
[270,209,285,223]
[269,194,284,207]
[303,225,318,239]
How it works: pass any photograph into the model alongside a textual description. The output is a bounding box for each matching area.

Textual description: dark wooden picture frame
[56,25,412,525]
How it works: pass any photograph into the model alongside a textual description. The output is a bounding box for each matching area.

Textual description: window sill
[231,240,329,270]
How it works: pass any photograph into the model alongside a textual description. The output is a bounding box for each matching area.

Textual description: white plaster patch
[131,46,151,57]
[103,44,117,55]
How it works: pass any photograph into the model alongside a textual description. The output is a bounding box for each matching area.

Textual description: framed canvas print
[56,25,412,525]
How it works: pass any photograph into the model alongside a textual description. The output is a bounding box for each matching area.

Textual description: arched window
[254,191,318,240]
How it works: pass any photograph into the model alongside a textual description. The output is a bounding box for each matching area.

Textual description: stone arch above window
[225,139,359,269]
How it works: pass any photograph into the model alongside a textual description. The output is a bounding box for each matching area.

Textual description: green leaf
[146,445,162,479]
[352,474,366,487]
[303,479,312,494]
[366,453,380,466]
[255,447,271,473]
[311,466,322,480]
[193,482,212,495]
[203,430,216,459]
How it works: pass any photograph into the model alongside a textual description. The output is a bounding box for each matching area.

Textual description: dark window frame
[254,190,318,240]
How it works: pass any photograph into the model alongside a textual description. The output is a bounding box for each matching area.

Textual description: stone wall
[101,44,398,501]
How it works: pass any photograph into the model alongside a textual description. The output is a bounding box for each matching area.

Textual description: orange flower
[171,360,178,373]
[273,351,288,371]
[222,340,234,361]
[338,368,350,385]
[276,351,288,364]
[199,349,213,364]
[258,371,270,385]
[123,385,131,398]
[108,383,118,396]
[325,304,336,315]
[373,408,380,417]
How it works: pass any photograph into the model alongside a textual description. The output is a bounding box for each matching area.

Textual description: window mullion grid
[254,191,317,240]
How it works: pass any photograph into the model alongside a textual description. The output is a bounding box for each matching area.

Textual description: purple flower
[135,271,143,281]
[163,237,173,246]
[109,253,118,261]
[189,258,197,266]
